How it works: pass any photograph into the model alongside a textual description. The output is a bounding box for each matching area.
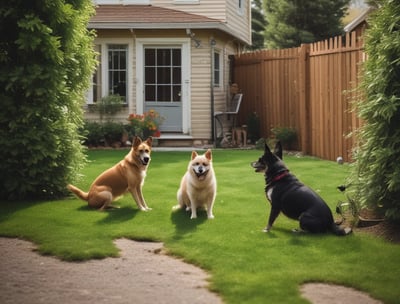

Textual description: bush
[88,94,124,121]
[247,112,260,144]
[0,0,96,200]
[82,121,104,147]
[271,127,297,150]
[82,121,127,147]
[350,0,400,221]
[102,122,125,146]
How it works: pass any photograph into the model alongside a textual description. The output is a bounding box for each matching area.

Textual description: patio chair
[214,93,243,146]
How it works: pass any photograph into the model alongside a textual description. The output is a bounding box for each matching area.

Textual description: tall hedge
[351,0,400,220]
[0,0,96,200]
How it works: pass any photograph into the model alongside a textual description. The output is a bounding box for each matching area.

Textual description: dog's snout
[198,166,204,173]
[143,157,150,164]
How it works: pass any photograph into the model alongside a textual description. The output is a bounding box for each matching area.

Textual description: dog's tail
[330,223,352,236]
[67,184,89,201]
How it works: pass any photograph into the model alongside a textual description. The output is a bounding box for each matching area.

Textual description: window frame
[213,50,222,88]
[87,38,133,105]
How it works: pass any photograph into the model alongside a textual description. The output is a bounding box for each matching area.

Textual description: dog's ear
[133,136,142,148]
[205,149,212,161]
[191,151,198,160]
[264,142,273,156]
[274,141,283,160]
[145,136,153,147]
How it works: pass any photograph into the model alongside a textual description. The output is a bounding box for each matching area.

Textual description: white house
[86,0,251,146]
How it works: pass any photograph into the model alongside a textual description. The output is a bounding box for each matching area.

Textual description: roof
[344,7,374,33]
[89,5,225,30]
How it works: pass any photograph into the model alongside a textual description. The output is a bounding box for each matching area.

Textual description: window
[108,44,128,102]
[213,51,220,87]
[87,41,132,104]
[238,0,244,15]
[144,48,182,103]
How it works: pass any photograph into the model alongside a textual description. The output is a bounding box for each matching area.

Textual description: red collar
[271,171,289,183]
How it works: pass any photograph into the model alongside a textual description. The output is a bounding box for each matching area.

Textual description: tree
[264,0,350,49]
[251,0,268,50]
[350,0,400,221]
[0,0,96,200]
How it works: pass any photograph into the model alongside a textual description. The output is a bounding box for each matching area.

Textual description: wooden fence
[234,31,365,162]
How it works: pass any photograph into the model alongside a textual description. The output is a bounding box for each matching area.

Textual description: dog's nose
[198,167,203,173]
[143,157,150,164]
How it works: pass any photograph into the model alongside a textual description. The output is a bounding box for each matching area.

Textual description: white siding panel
[152,0,227,21]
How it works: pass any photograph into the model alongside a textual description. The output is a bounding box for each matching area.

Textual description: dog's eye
[202,162,208,166]
[195,162,200,166]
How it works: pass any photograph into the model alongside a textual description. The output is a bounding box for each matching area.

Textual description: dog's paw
[190,214,197,219]
[262,227,270,233]
[207,214,215,219]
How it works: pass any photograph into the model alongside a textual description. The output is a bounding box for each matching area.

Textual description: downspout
[210,38,216,144]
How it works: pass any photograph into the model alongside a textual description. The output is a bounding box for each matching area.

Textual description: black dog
[251,142,352,236]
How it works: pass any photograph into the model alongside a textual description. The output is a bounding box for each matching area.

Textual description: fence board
[234,32,364,161]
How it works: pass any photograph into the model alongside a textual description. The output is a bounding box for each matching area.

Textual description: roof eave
[88,22,249,45]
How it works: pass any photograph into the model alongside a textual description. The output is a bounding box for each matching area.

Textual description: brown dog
[67,136,153,211]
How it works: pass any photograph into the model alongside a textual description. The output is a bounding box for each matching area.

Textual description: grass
[1,149,400,303]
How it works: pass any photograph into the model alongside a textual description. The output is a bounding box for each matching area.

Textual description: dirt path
[0,238,222,304]
[0,237,383,304]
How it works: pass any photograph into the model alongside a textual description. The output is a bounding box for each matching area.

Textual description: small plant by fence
[234,31,364,162]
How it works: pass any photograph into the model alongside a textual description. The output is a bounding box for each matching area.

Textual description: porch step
[156,133,194,147]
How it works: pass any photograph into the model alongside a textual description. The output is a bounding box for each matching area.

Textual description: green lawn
[1,149,399,303]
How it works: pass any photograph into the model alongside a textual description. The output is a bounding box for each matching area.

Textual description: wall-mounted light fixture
[186,28,201,48]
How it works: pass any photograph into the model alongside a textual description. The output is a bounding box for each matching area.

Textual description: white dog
[176,150,217,219]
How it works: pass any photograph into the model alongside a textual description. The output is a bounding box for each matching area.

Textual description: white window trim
[213,48,223,89]
[136,37,191,134]
[87,38,133,106]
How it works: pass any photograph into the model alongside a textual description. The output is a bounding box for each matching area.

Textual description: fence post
[298,44,310,154]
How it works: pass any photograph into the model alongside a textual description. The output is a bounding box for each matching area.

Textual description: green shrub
[247,112,260,143]
[89,94,124,121]
[271,127,297,149]
[82,121,104,147]
[0,0,96,200]
[102,121,125,146]
[350,0,400,221]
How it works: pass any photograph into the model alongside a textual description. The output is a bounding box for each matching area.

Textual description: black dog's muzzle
[251,158,266,172]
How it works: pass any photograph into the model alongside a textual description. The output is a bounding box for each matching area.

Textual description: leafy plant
[89,94,124,121]
[247,111,261,143]
[271,127,297,149]
[102,121,125,146]
[0,0,96,200]
[350,0,400,221]
[127,110,163,138]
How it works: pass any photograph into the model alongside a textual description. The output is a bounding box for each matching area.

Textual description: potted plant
[127,109,163,139]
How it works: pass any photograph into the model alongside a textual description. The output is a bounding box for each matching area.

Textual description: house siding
[151,0,227,21]
[151,0,251,45]
[87,2,250,144]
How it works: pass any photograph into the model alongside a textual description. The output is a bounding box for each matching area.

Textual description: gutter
[88,22,250,45]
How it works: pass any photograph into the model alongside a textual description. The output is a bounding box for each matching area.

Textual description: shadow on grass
[75,205,139,224]
[170,208,207,240]
[99,207,139,224]
[0,200,53,223]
